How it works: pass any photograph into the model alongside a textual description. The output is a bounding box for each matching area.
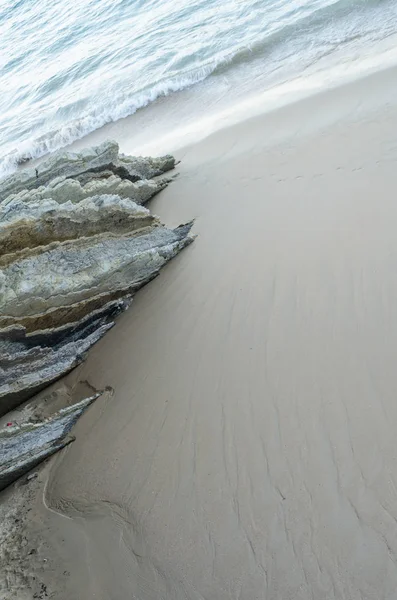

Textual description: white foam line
[126,40,397,157]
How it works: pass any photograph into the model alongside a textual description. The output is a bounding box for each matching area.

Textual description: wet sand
[35,65,397,599]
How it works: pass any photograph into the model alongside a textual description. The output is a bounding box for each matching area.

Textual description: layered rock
[0,300,125,415]
[0,393,101,492]
[0,140,193,487]
[0,140,175,200]
[0,195,157,256]
[2,173,168,207]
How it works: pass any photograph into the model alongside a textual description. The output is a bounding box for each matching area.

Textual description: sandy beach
[4,63,397,599]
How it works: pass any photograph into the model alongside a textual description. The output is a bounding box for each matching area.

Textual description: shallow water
[1,0,397,173]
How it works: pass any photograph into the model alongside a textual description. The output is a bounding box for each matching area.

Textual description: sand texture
[5,65,397,599]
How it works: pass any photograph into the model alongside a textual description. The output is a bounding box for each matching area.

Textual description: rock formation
[2,171,169,207]
[0,195,157,255]
[0,393,101,492]
[0,140,193,488]
[0,140,175,199]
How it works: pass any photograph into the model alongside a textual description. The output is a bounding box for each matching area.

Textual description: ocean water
[1,0,397,175]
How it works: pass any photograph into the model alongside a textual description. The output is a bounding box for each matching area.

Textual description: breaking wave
[1,0,397,177]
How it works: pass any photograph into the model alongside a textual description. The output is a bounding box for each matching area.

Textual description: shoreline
[16,60,397,598]
[3,57,397,598]
[11,38,397,175]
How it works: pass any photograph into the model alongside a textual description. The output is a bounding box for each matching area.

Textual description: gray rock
[2,173,168,207]
[0,141,193,417]
[2,297,130,349]
[0,140,175,200]
[0,322,113,415]
[0,393,101,491]
[0,194,157,256]
[117,153,175,182]
[0,222,193,320]
[0,298,130,415]
[0,219,193,413]
[0,287,135,333]
[0,141,118,199]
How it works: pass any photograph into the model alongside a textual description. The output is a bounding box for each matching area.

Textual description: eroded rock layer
[0,140,175,200]
[0,393,101,492]
[0,141,193,487]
